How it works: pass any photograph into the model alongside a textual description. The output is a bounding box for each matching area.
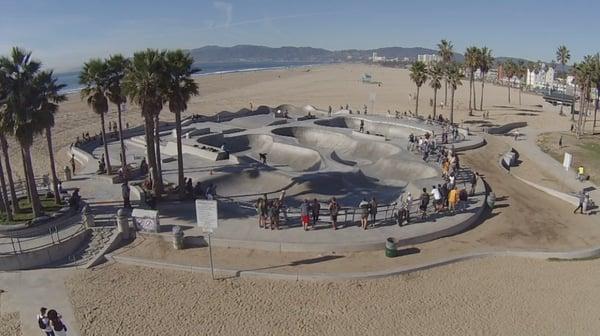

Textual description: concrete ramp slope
[271,126,400,164]
[222,134,322,172]
[202,168,292,199]
[360,158,438,184]
[316,117,417,139]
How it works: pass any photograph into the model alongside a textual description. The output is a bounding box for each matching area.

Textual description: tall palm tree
[106,54,130,174]
[437,39,454,106]
[446,62,464,124]
[0,71,19,214]
[478,47,493,110]
[165,50,200,198]
[80,59,112,175]
[516,61,527,105]
[428,62,443,119]
[123,49,167,196]
[573,60,592,137]
[0,143,11,220]
[503,60,516,103]
[0,47,50,217]
[35,71,66,204]
[465,46,479,115]
[409,61,428,116]
[556,45,571,79]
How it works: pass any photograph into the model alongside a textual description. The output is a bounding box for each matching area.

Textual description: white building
[371,52,386,63]
[525,65,555,89]
[417,54,441,64]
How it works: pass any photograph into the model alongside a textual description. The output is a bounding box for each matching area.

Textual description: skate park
[64,104,488,252]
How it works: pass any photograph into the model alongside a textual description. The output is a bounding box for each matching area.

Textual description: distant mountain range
[187,45,465,63]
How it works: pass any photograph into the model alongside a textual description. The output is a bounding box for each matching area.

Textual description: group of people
[37,307,68,336]
[357,197,378,230]
[183,178,217,200]
[255,193,286,230]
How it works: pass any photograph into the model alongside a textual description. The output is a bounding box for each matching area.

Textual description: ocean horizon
[56,61,325,93]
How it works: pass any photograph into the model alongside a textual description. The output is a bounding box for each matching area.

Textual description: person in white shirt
[37,307,54,336]
[431,185,442,212]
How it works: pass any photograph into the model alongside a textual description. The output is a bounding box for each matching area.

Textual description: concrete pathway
[0,268,80,336]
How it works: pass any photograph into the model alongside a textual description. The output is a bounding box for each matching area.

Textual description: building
[525,64,555,89]
[371,52,386,63]
[417,54,440,64]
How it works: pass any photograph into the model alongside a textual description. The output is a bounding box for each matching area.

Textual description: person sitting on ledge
[193,182,203,199]
[97,159,105,174]
[259,153,267,164]
[139,158,148,176]
[69,189,81,211]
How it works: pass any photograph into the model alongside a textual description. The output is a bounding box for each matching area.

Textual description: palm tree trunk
[175,110,185,199]
[144,116,160,197]
[508,85,511,103]
[480,75,485,110]
[0,153,13,221]
[153,114,163,193]
[432,88,438,119]
[518,85,522,105]
[99,112,112,174]
[46,127,61,204]
[593,94,598,134]
[117,103,127,174]
[415,86,420,116]
[0,135,19,213]
[468,75,473,115]
[21,146,42,217]
[444,80,448,106]
[450,87,455,124]
[472,78,477,110]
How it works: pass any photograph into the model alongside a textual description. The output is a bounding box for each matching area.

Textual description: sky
[1,0,599,72]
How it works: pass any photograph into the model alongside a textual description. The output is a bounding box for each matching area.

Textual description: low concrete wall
[0,228,90,271]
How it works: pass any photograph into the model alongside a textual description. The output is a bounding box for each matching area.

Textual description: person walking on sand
[37,307,54,336]
[329,197,340,230]
[558,135,563,148]
[300,199,311,231]
[573,191,586,214]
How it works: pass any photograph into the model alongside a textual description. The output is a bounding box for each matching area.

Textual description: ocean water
[56,61,322,93]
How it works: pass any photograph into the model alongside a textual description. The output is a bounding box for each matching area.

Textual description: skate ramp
[202,168,292,198]
[213,134,322,172]
[316,117,417,139]
[360,158,438,183]
[271,126,400,164]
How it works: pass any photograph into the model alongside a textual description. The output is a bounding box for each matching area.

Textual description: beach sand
[67,257,600,336]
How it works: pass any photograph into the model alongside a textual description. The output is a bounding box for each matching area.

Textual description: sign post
[195,200,218,279]
[563,152,572,171]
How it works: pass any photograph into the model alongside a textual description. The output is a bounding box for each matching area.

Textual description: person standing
[448,186,459,213]
[311,198,321,226]
[37,307,54,336]
[47,310,67,336]
[369,197,377,227]
[70,154,76,175]
[419,188,430,220]
[300,199,311,231]
[470,172,478,196]
[431,185,442,212]
[329,197,340,230]
[558,135,563,148]
[121,182,131,208]
[359,198,370,230]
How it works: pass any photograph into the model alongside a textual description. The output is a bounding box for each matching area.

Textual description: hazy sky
[1,0,599,71]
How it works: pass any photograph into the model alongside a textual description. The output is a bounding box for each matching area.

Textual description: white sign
[563,152,573,171]
[195,200,218,233]
[131,208,159,232]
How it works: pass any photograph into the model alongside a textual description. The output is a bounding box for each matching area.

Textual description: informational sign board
[195,200,218,233]
[563,152,573,171]
[131,208,159,232]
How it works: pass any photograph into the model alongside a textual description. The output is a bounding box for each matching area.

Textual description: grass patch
[548,254,600,262]
[0,195,63,225]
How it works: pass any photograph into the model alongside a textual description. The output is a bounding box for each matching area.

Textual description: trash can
[385,237,397,258]
[64,166,72,181]
[172,225,184,250]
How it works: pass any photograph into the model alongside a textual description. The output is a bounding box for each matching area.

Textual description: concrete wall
[0,229,90,271]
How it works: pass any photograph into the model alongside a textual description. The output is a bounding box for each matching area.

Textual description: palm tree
[80,59,113,175]
[465,46,479,115]
[35,71,67,204]
[0,47,50,217]
[0,71,19,215]
[446,62,464,124]
[556,45,571,79]
[106,54,130,174]
[123,49,167,197]
[573,60,592,137]
[428,62,443,119]
[165,50,200,198]
[516,61,527,105]
[503,60,516,103]
[409,61,428,116]
[0,144,12,220]
[437,39,454,106]
[478,47,493,110]
[591,54,600,134]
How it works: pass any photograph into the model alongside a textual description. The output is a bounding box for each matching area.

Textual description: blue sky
[1,0,599,71]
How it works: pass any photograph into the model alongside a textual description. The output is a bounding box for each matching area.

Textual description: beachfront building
[417,54,441,64]
[526,64,555,89]
[371,52,386,63]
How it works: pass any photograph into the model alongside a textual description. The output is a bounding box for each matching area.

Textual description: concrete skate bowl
[205,105,271,123]
[271,126,400,165]
[274,104,319,116]
[203,168,293,199]
[219,134,322,171]
[360,158,438,185]
[315,117,419,139]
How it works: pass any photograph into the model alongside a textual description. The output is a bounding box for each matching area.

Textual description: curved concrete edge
[68,146,94,166]
[486,121,528,135]
[0,229,90,271]
[105,244,600,281]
